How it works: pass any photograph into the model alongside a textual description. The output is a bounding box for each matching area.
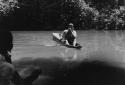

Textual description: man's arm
[73,31,77,46]
[73,31,77,38]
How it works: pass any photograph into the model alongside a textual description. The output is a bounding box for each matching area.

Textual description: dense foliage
[61,0,125,30]
[0,0,125,30]
[0,0,18,15]
[0,0,19,29]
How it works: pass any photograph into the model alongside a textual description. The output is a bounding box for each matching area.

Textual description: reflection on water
[60,48,78,61]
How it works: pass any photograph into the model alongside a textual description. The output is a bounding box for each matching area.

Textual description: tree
[0,0,18,15]
[118,0,125,6]
[0,0,19,29]
[61,0,86,28]
[91,0,117,10]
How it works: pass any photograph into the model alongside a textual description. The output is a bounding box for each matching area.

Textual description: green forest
[0,0,125,30]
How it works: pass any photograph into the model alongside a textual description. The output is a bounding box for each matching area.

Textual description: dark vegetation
[1,0,125,30]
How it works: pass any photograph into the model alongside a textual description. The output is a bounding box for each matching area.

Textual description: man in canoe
[61,23,77,46]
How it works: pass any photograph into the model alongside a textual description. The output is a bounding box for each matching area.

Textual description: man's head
[68,23,74,30]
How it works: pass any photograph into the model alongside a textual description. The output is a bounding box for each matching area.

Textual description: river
[11,30,125,67]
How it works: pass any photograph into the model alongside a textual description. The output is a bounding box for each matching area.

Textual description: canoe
[52,33,82,49]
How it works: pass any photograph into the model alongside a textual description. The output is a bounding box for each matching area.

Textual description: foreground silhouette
[0,30,41,85]
[51,61,125,85]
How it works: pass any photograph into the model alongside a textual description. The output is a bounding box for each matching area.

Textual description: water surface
[11,31,125,67]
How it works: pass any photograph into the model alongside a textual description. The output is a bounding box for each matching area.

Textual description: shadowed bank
[13,56,125,85]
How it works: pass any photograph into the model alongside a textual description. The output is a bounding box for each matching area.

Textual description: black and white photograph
[1,0,125,85]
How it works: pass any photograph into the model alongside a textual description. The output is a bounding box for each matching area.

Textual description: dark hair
[0,31,13,54]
